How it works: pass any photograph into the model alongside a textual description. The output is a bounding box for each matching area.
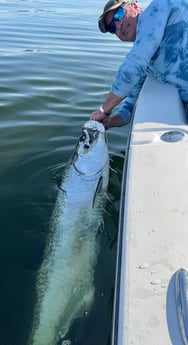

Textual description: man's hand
[90,109,109,128]
[90,92,124,128]
[90,112,125,130]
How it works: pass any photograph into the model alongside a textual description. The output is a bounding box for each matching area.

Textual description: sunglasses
[107,7,126,34]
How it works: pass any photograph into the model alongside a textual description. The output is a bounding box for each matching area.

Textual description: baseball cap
[98,0,129,33]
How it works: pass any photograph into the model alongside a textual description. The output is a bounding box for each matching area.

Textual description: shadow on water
[0,150,124,345]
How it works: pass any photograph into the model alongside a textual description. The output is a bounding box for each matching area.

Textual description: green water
[0,1,148,344]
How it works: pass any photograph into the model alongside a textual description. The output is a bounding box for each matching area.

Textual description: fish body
[29,120,109,345]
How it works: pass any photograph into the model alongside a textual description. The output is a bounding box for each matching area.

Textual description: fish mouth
[83,120,105,133]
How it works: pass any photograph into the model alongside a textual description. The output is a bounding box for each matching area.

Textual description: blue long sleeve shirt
[114,0,188,123]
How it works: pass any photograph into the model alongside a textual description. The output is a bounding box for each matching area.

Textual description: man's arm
[91,76,145,128]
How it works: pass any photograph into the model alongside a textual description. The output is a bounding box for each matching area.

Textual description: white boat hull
[113,77,188,345]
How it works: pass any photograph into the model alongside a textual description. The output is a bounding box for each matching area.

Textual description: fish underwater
[29,120,109,345]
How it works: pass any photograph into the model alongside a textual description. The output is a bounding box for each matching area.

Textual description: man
[91,0,188,129]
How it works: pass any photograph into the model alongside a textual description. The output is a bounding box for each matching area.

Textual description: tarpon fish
[29,120,109,345]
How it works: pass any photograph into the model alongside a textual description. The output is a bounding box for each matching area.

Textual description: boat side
[112,76,188,345]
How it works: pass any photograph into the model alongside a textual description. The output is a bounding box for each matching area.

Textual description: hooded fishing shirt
[114,0,188,123]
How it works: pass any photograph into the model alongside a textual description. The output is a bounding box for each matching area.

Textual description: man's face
[105,4,141,42]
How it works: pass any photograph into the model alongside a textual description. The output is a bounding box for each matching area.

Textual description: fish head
[73,120,108,176]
